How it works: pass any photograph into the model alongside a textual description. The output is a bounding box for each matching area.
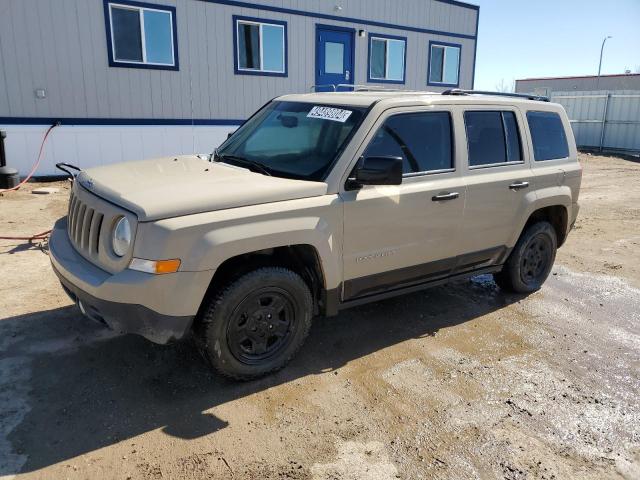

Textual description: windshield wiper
[214,152,272,176]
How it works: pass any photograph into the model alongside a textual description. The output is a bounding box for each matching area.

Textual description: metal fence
[550,90,640,153]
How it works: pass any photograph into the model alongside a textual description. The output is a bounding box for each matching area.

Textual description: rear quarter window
[526,111,570,161]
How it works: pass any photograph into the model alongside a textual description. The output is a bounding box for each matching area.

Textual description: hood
[76,155,328,221]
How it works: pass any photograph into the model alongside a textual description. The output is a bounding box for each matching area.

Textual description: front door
[316,26,354,92]
[341,107,466,301]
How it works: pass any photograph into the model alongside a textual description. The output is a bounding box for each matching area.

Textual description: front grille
[67,190,104,258]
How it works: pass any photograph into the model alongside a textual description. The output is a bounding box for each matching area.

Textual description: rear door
[340,107,466,300]
[456,107,534,269]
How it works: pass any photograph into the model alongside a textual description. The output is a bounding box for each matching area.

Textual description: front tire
[196,267,313,380]
[494,221,557,293]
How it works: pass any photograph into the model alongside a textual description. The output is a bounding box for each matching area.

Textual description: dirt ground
[1,153,639,480]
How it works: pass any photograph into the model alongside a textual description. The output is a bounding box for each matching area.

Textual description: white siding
[0,124,236,176]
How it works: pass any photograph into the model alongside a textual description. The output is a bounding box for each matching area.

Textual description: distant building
[515,73,640,96]
[0,0,480,176]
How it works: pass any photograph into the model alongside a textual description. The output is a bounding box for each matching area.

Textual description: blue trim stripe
[434,0,479,10]
[471,7,480,89]
[0,117,244,126]
[194,0,477,40]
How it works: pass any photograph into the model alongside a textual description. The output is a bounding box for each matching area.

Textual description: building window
[233,16,287,76]
[428,41,460,87]
[368,34,406,84]
[104,1,178,70]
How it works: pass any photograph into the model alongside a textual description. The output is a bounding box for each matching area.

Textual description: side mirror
[351,156,403,187]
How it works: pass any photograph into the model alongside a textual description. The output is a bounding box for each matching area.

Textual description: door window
[363,112,454,174]
[324,42,344,74]
[464,111,522,167]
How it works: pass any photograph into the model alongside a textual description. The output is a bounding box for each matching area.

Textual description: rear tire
[495,221,557,294]
[196,267,313,381]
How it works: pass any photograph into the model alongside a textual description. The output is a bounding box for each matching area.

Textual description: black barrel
[0,130,20,189]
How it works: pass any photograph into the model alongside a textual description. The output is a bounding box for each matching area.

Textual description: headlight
[112,217,131,257]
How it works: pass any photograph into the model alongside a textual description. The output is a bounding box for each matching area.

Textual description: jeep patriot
[49,90,582,379]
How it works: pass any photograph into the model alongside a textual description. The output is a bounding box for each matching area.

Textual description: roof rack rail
[441,89,550,102]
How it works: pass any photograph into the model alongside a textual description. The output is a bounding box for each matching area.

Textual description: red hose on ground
[0,122,59,193]
[1,124,59,242]
[0,229,52,241]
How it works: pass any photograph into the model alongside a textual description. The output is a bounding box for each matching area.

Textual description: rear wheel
[196,267,313,380]
[494,221,557,293]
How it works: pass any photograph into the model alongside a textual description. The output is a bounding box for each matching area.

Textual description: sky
[472,0,640,90]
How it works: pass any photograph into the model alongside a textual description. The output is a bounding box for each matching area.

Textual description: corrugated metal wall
[516,75,640,94]
[552,90,640,152]
[0,0,478,122]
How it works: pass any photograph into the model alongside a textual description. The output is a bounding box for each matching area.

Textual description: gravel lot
[1,153,639,480]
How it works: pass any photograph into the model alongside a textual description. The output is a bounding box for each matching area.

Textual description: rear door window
[527,111,569,161]
[363,111,454,174]
[464,111,522,167]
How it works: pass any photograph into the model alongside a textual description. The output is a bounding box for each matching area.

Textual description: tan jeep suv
[49,90,582,380]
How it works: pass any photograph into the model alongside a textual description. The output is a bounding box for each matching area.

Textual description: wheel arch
[512,203,569,249]
[196,243,330,322]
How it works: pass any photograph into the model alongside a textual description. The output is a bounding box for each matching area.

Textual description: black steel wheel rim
[520,234,552,284]
[226,287,297,364]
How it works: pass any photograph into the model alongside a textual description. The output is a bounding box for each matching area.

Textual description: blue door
[316,26,354,91]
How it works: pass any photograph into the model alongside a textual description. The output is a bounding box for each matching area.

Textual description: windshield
[216,101,366,180]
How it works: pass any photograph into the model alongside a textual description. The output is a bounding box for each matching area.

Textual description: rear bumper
[49,217,210,344]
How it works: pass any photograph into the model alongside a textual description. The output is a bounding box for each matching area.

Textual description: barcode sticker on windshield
[307,106,353,123]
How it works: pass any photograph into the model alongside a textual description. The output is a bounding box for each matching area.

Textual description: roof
[277,91,554,108]
[516,73,640,82]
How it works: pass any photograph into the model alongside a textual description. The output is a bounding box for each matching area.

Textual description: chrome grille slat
[75,204,86,245]
[89,213,103,254]
[68,194,78,236]
[81,208,94,250]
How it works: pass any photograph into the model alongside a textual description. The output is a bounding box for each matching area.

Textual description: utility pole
[597,36,612,89]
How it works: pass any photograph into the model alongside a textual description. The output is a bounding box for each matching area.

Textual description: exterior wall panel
[516,75,640,94]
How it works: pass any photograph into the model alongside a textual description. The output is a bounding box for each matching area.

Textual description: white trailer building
[0,0,479,175]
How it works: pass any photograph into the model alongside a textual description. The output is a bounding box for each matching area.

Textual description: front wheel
[196,267,313,380]
[494,221,557,293]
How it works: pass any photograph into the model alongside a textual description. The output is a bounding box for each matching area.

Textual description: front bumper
[49,218,211,344]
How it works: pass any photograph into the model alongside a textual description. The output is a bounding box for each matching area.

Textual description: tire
[196,267,313,380]
[494,221,557,294]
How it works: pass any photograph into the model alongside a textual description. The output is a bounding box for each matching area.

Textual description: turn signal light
[129,258,181,274]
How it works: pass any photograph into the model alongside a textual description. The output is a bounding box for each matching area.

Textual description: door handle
[509,181,530,190]
[345,70,350,81]
[432,192,459,201]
